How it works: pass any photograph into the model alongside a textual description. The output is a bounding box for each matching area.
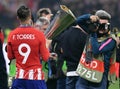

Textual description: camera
[87,20,110,34]
[87,20,100,33]
[98,23,110,31]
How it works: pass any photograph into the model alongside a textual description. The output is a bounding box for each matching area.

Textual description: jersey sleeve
[39,32,50,61]
[76,14,91,33]
[90,33,116,54]
[7,32,15,60]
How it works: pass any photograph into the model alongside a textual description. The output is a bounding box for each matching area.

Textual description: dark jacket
[50,32,66,78]
[62,26,87,72]
[116,47,120,62]
[0,38,8,89]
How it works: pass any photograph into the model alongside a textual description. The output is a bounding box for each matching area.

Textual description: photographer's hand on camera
[87,15,100,34]
[90,15,99,23]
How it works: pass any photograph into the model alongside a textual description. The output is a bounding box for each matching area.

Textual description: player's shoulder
[28,27,46,40]
[32,28,45,35]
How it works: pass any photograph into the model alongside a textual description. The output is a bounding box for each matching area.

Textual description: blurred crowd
[0,0,119,29]
[0,1,120,89]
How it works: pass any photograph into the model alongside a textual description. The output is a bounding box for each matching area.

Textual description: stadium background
[0,0,119,29]
[0,0,119,89]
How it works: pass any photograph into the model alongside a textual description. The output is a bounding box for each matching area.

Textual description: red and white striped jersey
[7,26,50,80]
[15,68,44,80]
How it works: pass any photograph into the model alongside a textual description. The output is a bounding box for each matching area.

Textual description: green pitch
[109,79,119,89]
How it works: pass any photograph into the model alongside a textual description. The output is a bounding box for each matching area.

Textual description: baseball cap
[95,10,111,20]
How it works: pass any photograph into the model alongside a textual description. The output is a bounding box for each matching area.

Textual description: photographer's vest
[76,35,116,83]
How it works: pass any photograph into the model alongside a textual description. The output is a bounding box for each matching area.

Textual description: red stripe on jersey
[15,68,44,80]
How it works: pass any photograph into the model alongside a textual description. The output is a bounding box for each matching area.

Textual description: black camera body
[87,20,110,34]
[98,23,110,31]
[87,20,100,33]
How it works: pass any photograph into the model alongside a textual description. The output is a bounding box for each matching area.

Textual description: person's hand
[50,52,58,60]
[90,15,99,22]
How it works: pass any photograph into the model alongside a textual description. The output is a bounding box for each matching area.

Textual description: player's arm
[39,32,50,62]
[7,33,15,60]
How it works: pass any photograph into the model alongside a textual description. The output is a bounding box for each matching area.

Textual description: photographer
[76,10,117,89]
